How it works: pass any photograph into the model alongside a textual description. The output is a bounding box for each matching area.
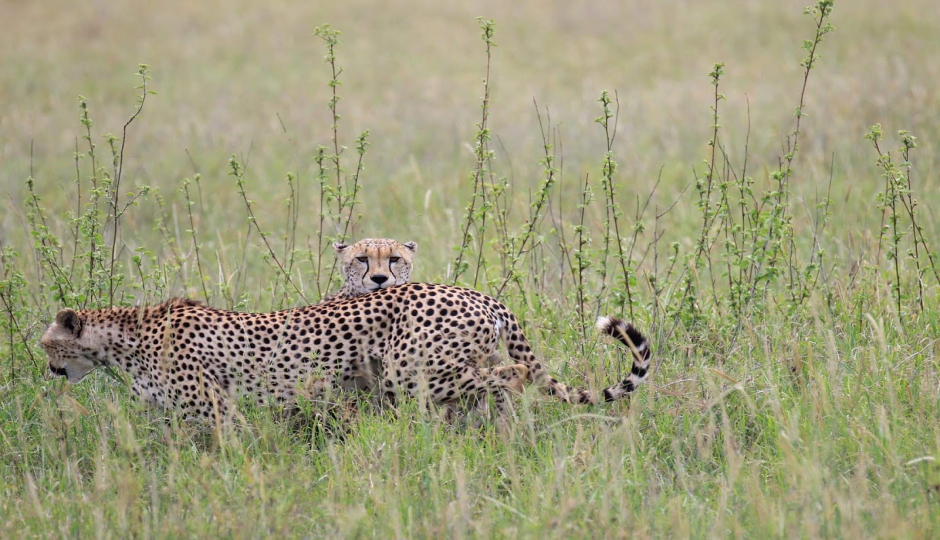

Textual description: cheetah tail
[501,313,651,405]
[592,316,652,402]
[529,316,652,405]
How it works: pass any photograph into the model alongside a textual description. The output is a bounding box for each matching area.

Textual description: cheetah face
[41,309,102,383]
[333,238,417,295]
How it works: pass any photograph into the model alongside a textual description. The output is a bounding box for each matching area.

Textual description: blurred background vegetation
[3,0,937,285]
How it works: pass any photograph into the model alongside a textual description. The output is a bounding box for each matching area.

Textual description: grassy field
[2,0,940,537]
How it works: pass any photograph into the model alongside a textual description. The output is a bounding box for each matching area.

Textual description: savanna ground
[2,0,940,537]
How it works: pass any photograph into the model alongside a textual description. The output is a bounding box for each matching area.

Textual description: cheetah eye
[389,257,401,263]
[356,256,368,263]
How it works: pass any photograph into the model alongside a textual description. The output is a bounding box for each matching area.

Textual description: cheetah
[321,238,417,303]
[42,283,651,424]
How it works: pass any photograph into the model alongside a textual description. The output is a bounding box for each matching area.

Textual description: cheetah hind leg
[455,363,533,433]
[481,363,529,394]
[479,363,530,434]
[436,364,527,428]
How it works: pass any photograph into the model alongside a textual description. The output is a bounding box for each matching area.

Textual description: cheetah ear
[333,242,349,253]
[403,241,417,252]
[55,308,82,338]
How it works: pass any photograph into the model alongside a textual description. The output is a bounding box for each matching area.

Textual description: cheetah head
[333,238,417,295]
[41,308,106,383]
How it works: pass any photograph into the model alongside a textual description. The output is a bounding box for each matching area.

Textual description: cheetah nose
[371,274,389,285]
[49,364,68,377]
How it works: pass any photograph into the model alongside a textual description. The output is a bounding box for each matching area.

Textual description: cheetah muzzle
[322,238,417,302]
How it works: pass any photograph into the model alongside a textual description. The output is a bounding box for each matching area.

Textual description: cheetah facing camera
[321,238,417,303]
[42,283,652,424]
[321,237,502,370]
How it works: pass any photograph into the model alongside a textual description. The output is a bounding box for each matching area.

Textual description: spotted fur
[42,283,651,422]
[322,238,499,370]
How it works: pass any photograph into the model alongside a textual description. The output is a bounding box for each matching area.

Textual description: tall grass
[1,0,939,537]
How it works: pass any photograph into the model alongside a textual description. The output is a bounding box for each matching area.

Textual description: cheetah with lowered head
[42,283,651,423]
